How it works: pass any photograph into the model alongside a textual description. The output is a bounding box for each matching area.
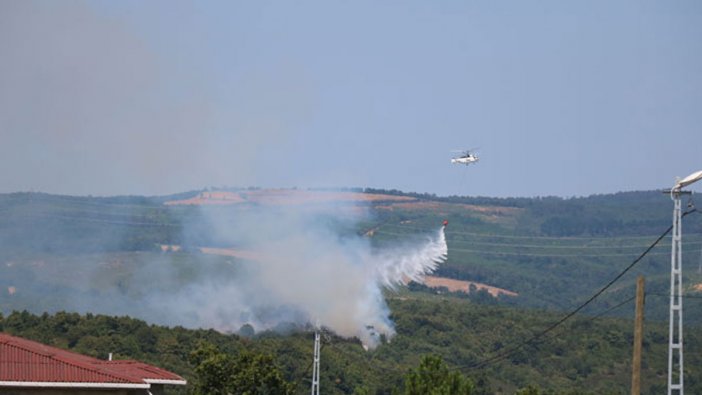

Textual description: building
[0,333,186,395]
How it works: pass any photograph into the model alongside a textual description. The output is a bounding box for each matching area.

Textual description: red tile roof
[96,360,187,384]
[0,333,186,388]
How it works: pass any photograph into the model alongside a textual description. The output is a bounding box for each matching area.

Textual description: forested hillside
[2,189,702,325]
[1,188,702,394]
[363,189,702,322]
[3,293,700,394]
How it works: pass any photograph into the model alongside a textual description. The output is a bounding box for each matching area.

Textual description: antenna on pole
[667,187,685,394]
[310,322,321,395]
[664,169,702,395]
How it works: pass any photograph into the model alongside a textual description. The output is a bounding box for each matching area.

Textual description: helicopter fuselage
[451,156,479,165]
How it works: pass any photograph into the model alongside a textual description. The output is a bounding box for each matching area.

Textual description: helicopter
[451,149,479,165]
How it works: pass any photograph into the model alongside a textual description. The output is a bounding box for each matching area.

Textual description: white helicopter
[451,149,479,165]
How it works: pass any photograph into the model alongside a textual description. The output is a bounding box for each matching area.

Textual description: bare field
[423,275,518,297]
[387,201,519,215]
[198,246,264,261]
[165,189,416,206]
[164,190,518,226]
[165,191,246,205]
[163,189,520,297]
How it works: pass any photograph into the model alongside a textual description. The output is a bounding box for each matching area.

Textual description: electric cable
[380,222,702,241]
[451,207,697,371]
[375,228,702,249]
[19,193,169,209]
[16,212,182,227]
[447,247,671,258]
[646,293,702,300]
[445,239,702,250]
[584,295,637,321]
[525,294,638,351]
[375,226,702,258]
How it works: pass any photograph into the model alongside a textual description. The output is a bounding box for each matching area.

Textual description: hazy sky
[1,1,701,197]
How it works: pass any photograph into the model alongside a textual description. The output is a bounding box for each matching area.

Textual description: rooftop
[0,332,186,389]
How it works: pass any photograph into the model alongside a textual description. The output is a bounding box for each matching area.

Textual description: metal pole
[311,329,320,395]
[668,192,684,395]
[631,276,645,395]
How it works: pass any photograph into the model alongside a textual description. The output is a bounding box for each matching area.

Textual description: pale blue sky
[1,1,701,197]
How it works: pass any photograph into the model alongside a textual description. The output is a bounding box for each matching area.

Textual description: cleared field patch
[165,189,416,206]
[199,246,264,262]
[423,275,518,297]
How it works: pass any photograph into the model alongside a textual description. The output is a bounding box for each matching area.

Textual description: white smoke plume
[1,197,447,350]
[160,209,448,349]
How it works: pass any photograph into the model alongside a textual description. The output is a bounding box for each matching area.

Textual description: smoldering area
[0,193,446,348]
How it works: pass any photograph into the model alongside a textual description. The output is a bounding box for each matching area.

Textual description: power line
[375,227,700,258]
[447,246,671,258]
[380,222,702,241]
[16,212,182,227]
[646,293,702,300]
[376,228,702,251]
[445,239,702,250]
[513,295,638,358]
[588,295,637,320]
[452,208,697,371]
[20,193,170,209]
[23,207,170,219]
[527,295,638,348]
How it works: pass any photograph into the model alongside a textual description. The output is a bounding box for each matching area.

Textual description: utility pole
[663,170,702,395]
[631,276,645,395]
[667,188,686,395]
[311,328,321,395]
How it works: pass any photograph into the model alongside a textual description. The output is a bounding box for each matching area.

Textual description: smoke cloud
[0,1,448,348]
[162,205,447,349]
[0,1,314,196]
[0,199,446,349]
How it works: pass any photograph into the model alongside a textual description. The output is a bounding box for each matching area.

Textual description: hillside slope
[1,189,702,322]
[2,188,702,393]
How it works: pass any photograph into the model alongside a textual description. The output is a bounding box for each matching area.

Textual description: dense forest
[3,292,700,394]
[1,188,702,393]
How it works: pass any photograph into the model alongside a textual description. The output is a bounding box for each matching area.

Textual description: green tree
[230,351,293,395]
[189,341,234,395]
[402,355,474,395]
[189,341,293,395]
[515,384,540,395]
